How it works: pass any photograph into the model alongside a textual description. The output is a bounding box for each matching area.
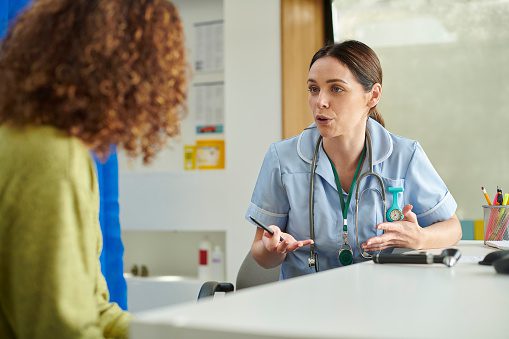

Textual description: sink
[125,274,204,313]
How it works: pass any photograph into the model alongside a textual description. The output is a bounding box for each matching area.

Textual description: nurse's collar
[296,118,393,165]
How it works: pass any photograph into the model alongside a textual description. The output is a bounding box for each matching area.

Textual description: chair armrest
[197,281,235,300]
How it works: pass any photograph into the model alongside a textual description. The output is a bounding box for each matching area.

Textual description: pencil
[481,187,492,206]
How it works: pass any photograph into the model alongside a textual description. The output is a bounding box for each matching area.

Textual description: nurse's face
[307,56,378,139]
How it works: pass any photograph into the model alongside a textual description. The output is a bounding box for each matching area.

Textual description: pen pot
[482,205,509,243]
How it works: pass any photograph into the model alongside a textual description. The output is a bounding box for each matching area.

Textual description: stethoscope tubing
[308,127,386,271]
[355,129,386,259]
[308,134,322,271]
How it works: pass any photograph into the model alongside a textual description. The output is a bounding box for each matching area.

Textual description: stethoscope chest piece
[338,244,354,266]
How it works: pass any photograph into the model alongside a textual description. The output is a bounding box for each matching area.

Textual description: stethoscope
[307,125,404,272]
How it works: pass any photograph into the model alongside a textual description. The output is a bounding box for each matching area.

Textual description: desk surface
[131,241,509,339]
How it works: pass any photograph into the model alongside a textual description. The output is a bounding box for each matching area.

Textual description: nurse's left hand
[362,204,423,251]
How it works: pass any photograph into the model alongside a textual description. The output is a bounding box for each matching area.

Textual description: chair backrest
[235,251,280,290]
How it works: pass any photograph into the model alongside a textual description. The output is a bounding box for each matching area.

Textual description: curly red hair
[0,0,187,163]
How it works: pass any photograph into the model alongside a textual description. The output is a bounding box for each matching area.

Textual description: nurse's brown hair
[310,40,384,127]
[0,0,187,163]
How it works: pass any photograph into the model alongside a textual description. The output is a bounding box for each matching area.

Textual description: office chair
[197,250,280,300]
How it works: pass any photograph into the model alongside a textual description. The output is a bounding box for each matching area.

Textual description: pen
[482,187,492,206]
[497,186,504,205]
[249,216,285,242]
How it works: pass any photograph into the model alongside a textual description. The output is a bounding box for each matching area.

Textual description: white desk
[131,241,509,339]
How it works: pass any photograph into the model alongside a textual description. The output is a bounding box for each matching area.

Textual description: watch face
[389,209,403,221]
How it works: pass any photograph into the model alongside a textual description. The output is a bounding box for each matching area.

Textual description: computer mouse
[478,250,509,266]
[493,257,509,274]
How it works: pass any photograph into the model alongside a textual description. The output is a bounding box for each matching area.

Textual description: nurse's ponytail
[369,108,385,127]
[310,40,385,127]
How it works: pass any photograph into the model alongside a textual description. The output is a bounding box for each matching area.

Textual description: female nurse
[246,40,462,279]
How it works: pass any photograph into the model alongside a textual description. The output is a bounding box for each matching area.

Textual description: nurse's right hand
[261,225,314,254]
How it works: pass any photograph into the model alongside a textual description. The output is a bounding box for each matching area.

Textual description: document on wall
[194,82,224,134]
[194,20,223,72]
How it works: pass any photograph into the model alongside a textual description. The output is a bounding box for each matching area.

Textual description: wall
[222,0,282,280]
[332,0,509,221]
[379,42,509,221]
[123,231,226,277]
[119,0,281,283]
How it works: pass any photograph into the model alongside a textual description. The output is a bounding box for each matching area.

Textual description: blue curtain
[0,0,30,38]
[94,150,127,310]
[0,2,6,38]
[1,1,128,310]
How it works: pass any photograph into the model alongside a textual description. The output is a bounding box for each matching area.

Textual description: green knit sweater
[0,125,130,338]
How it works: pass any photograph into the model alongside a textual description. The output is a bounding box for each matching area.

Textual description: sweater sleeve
[96,254,131,338]
[6,170,130,338]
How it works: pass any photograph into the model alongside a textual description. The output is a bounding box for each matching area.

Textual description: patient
[0,0,187,338]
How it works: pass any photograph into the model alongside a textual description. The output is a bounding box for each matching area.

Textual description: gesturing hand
[362,204,423,251]
[262,225,314,255]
